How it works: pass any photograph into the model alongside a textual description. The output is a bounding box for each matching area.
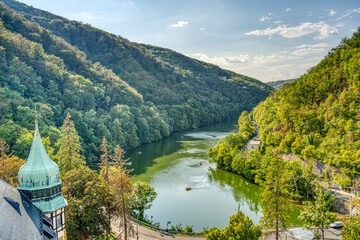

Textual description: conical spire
[18,120,60,190]
[17,111,67,213]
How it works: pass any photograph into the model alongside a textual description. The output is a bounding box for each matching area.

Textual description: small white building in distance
[247,139,261,151]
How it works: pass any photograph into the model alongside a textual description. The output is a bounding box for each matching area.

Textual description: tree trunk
[276,203,279,240]
[276,171,279,240]
[121,172,128,240]
[106,208,110,240]
[321,227,324,240]
[293,176,299,195]
[106,165,110,240]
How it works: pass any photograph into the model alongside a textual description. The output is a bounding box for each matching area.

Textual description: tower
[17,121,67,240]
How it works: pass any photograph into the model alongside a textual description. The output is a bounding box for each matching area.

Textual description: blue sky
[17,0,360,82]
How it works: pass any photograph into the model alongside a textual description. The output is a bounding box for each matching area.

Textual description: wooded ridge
[0,0,272,164]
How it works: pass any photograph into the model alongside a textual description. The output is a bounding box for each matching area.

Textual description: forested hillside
[3,0,272,127]
[254,29,360,183]
[0,1,272,164]
[209,28,360,192]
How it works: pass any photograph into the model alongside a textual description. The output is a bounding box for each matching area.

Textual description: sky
[17,0,360,82]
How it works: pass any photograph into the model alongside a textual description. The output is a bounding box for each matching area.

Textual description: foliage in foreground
[299,186,336,240]
[62,167,108,240]
[131,181,157,221]
[206,210,261,240]
[342,215,360,240]
[0,137,24,186]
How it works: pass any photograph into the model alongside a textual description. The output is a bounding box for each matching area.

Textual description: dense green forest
[0,1,272,164]
[209,28,360,198]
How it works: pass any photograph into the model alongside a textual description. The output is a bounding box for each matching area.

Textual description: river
[127,122,302,231]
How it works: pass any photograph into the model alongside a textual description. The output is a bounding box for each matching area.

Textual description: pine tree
[99,137,113,240]
[99,136,111,184]
[110,144,134,240]
[57,113,85,177]
[260,153,291,240]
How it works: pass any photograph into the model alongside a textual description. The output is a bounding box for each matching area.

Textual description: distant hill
[0,0,272,163]
[266,79,296,90]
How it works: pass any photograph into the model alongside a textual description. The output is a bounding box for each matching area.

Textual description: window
[56,213,62,228]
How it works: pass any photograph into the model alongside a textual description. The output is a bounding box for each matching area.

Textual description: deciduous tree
[131,181,157,221]
[206,210,261,240]
[299,186,336,240]
[62,167,108,240]
[0,138,25,186]
[342,215,360,240]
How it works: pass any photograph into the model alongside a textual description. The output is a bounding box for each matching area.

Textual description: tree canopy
[206,210,262,240]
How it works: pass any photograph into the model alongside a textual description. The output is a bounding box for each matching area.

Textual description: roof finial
[35,104,38,127]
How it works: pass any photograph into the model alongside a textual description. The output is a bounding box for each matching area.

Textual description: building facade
[247,139,261,151]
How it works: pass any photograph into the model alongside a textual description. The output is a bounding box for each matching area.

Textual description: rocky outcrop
[332,197,359,215]
[280,153,338,178]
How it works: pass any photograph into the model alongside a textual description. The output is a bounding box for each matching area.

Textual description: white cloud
[274,20,282,24]
[260,16,271,22]
[245,22,338,40]
[252,54,298,66]
[200,27,206,31]
[224,56,250,63]
[291,48,325,56]
[337,8,360,20]
[73,12,93,22]
[290,42,329,56]
[170,20,188,28]
[192,53,249,65]
[285,8,292,12]
[295,43,329,48]
[137,41,145,44]
[329,10,337,16]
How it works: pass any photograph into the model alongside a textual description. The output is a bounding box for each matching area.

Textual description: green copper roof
[17,122,67,213]
[32,193,67,214]
[18,123,60,190]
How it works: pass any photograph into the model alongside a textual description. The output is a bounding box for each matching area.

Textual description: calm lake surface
[127,122,302,231]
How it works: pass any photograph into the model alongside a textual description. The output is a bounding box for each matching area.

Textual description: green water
[127,122,302,231]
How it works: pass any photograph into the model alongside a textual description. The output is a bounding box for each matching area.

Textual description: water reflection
[208,167,261,213]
